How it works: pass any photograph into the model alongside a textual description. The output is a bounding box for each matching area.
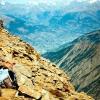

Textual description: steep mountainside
[0,25,94,99]
[43,30,100,100]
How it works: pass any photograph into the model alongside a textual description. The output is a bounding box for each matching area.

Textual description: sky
[0,0,100,5]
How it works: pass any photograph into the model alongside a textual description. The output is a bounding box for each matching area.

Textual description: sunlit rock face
[43,30,100,100]
[0,26,94,100]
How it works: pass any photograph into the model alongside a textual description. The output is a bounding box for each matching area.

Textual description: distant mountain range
[43,30,100,100]
[0,2,100,53]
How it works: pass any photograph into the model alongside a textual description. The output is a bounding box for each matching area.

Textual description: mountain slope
[43,30,100,100]
[0,24,94,99]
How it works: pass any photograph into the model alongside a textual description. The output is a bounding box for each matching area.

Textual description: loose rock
[0,28,94,100]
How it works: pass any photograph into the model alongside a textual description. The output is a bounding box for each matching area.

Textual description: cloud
[89,0,99,3]
[77,0,100,3]
[0,0,6,5]
[26,0,100,5]
[2,0,100,5]
[2,0,79,5]
[27,0,73,6]
[1,0,99,13]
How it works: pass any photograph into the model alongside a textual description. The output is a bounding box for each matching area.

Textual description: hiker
[0,68,13,88]
[0,20,4,29]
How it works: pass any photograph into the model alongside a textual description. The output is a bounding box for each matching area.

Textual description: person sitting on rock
[0,20,4,29]
[0,68,13,88]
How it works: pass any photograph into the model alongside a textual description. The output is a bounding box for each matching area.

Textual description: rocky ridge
[0,28,94,99]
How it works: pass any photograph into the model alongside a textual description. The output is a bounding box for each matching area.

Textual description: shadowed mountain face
[43,30,100,100]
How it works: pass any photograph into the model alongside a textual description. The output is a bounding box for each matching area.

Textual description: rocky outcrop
[43,30,100,100]
[0,28,94,100]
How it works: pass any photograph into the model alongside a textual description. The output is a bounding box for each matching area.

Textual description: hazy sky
[1,0,100,5]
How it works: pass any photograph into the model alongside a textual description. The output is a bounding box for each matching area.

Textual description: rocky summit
[0,28,94,99]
